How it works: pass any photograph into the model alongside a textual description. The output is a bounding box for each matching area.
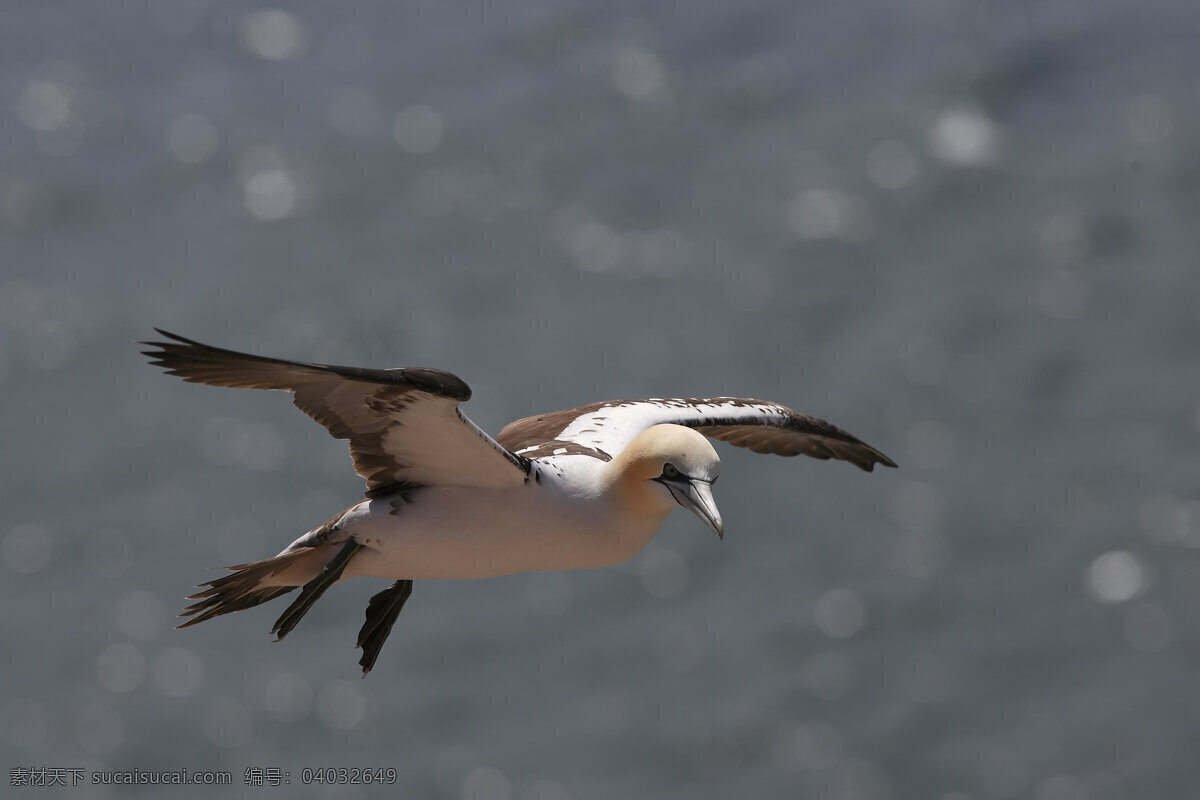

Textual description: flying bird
[142,329,895,675]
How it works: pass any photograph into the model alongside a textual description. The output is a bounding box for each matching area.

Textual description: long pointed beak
[666,479,724,540]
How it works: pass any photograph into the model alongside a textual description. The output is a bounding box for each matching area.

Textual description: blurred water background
[2,1,1199,798]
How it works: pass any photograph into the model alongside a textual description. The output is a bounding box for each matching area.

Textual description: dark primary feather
[690,410,896,471]
[141,329,527,493]
[141,328,470,398]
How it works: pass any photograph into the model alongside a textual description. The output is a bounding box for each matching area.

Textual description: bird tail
[177,550,314,629]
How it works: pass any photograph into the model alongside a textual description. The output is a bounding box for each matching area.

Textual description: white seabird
[142,329,896,674]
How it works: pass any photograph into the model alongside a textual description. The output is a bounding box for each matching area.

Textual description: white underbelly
[337,486,664,581]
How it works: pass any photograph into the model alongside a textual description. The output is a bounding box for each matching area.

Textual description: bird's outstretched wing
[142,329,528,494]
[496,397,896,472]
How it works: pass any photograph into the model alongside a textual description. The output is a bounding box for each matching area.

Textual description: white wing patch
[535,397,895,472]
[555,398,789,457]
[374,403,528,490]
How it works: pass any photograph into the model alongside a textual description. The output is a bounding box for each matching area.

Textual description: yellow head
[608,424,724,538]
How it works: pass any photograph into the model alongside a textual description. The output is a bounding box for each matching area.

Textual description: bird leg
[271,540,363,641]
[356,579,413,676]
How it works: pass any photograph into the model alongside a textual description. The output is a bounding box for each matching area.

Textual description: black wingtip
[139,328,185,352]
[860,454,898,472]
[143,328,191,346]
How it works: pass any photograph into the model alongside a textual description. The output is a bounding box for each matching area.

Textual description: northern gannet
[142,330,895,674]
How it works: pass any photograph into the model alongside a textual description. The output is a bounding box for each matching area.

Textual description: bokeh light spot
[243,169,297,221]
[18,79,72,132]
[114,589,168,640]
[523,778,572,800]
[1139,494,1200,547]
[76,702,124,755]
[1039,213,1088,265]
[97,642,147,694]
[928,108,999,166]
[772,721,842,770]
[612,47,668,101]
[813,588,866,638]
[241,9,309,61]
[463,766,513,800]
[1086,550,1147,604]
[152,647,205,697]
[393,105,443,154]
[2,523,55,574]
[637,548,688,599]
[166,113,219,164]
[317,679,367,729]
[264,672,313,722]
[0,698,48,750]
[786,190,874,241]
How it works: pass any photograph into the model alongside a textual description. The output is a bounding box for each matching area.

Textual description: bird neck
[598,447,673,524]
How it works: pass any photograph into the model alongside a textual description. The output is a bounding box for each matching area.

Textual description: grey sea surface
[2,1,1199,798]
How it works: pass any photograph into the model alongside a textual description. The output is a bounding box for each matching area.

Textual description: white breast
[338,473,662,580]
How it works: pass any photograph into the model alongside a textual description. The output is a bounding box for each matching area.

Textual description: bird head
[614,424,724,539]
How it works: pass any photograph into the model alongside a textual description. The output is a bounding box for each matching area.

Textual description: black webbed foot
[356,579,413,676]
[270,541,363,641]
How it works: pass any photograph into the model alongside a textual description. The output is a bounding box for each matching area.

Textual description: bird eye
[662,463,682,480]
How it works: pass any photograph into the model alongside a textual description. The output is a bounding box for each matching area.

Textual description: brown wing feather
[141,329,527,492]
[141,328,470,397]
[696,422,895,470]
